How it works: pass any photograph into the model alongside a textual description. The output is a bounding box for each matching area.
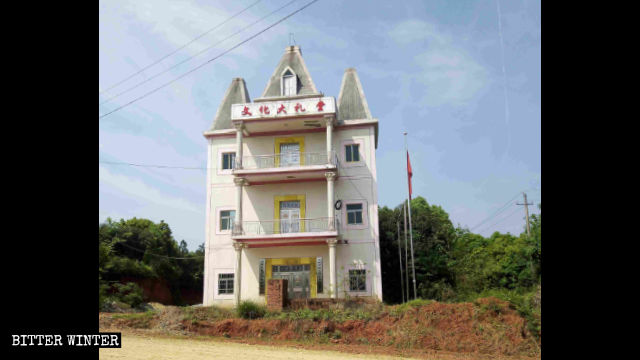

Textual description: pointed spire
[258,45,320,99]
[210,78,251,130]
[337,68,372,121]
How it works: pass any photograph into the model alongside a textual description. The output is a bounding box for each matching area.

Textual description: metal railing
[232,217,340,236]
[235,151,337,170]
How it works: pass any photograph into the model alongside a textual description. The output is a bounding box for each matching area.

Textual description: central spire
[257,45,321,99]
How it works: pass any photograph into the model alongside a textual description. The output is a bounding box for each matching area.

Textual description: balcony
[232,217,340,245]
[232,151,338,185]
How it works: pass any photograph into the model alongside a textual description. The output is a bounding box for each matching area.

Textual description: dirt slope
[100,297,540,359]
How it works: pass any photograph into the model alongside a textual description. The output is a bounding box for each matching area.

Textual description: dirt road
[99,333,416,360]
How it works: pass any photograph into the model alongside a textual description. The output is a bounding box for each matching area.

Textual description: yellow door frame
[274,194,305,234]
[275,136,305,167]
[265,257,317,298]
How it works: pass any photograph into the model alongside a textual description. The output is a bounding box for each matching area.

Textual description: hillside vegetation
[100,298,539,358]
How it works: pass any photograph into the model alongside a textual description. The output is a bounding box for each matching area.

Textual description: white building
[202,46,382,306]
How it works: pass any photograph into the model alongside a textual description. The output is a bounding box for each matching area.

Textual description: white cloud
[388,19,489,107]
[388,19,448,46]
[99,165,201,214]
[413,47,488,106]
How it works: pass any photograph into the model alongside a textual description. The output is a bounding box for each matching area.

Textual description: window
[259,259,265,295]
[346,203,363,225]
[349,269,366,291]
[220,210,235,231]
[345,144,360,163]
[316,257,323,293]
[282,69,296,96]
[218,273,234,294]
[222,152,236,170]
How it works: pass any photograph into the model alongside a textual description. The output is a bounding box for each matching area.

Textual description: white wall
[204,123,382,305]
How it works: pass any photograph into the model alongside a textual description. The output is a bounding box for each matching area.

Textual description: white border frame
[214,269,235,299]
[280,66,297,96]
[341,138,365,168]
[217,146,237,175]
[343,199,368,230]
[215,206,236,235]
[345,261,371,296]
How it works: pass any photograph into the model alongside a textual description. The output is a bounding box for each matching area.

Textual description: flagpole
[403,201,409,302]
[404,132,417,299]
[397,220,405,304]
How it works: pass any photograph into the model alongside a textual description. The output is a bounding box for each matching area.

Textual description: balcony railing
[232,217,339,236]
[235,151,338,170]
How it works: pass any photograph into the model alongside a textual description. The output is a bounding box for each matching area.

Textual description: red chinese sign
[259,105,270,115]
[241,106,252,116]
[294,103,306,112]
[316,100,325,111]
[277,104,286,114]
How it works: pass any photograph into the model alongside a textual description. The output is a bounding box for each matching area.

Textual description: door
[280,200,300,233]
[279,143,300,167]
[272,264,311,299]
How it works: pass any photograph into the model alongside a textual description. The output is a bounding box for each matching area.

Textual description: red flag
[407,151,413,200]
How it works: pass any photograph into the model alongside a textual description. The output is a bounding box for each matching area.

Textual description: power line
[98,0,319,119]
[99,160,208,170]
[476,206,522,234]
[99,0,298,107]
[469,191,521,232]
[118,242,204,260]
[100,0,263,95]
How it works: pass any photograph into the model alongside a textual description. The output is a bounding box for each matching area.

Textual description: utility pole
[516,192,533,236]
[403,201,409,302]
[397,221,405,304]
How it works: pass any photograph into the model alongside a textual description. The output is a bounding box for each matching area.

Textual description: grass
[111,310,156,328]
[181,305,235,322]
[389,298,434,317]
[237,300,267,319]
[265,304,385,322]
[458,287,541,340]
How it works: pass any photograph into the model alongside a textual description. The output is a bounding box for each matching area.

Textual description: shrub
[102,282,145,310]
[237,300,266,319]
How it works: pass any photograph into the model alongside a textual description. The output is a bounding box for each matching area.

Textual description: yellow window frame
[274,194,306,233]
[265,257,317,298]
[274,136,305,167]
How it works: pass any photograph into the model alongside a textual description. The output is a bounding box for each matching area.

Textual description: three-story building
[203,45,382,306]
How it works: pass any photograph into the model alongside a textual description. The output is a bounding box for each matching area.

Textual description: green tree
[98,217,204,306]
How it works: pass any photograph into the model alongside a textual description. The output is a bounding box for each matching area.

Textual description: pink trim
[250,178,326,186]
[335,124,374,131]
[248,127,326,137]
[204,123,374,140]
[204,133,235,139]
[234,234,336,242]
[247,241,327,248]
[232,113,330,124]
[234,168,334,176]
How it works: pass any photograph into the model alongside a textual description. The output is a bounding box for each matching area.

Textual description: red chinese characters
[294,103,306,112]
[316,100,325,111]
[277,104,286,114]
[241,106,252,116]
[259,105,270,115]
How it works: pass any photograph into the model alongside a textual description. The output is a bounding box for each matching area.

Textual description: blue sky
[99,0,541,250]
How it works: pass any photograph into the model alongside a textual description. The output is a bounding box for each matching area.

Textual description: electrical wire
[99,160,208,170]
[475,206,522,234]
[99,0,298,107]
[468,191,521,231]
[98,0,319,119]
[117,241,204,260]
[99,0,263,95]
